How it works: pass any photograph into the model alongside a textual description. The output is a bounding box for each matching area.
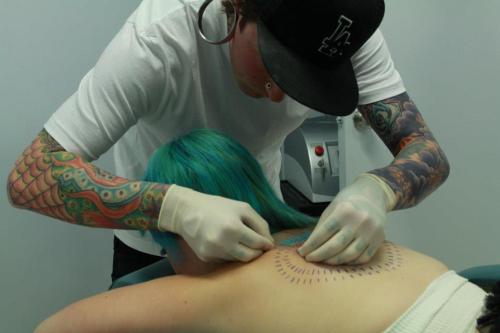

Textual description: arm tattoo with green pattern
[8,129,169,230]
[358,92,450,210]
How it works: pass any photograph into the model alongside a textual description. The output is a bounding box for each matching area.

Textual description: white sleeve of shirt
[352,29,407,106]
[44,22,168,161]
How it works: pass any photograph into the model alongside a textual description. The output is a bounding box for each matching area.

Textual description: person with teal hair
[141,128,316,270]
[35,128,494,333]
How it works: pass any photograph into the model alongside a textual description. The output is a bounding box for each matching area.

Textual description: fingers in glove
[196,238,238,263]
[298,221,341,257]
[229,243,264,262]
[351,236,385,265]
[240,207,274,243]
[323,237,369,265]
[239,225,275,251]
[303,227,354,262]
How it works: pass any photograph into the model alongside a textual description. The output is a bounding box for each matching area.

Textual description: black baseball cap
[254,0,385,116]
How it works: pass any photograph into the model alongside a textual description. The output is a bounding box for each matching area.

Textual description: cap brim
[257,19,359,116]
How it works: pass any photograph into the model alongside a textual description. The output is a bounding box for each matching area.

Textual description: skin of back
[207,229,449,333]
[35,228,450,333]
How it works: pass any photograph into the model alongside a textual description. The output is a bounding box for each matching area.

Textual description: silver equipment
[281,115,340,214]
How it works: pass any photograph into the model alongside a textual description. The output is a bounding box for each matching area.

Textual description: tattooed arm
[7,129,169,230]
[358,92,450,210]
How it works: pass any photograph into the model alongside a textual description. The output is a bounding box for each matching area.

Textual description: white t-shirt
[45,0,405,256]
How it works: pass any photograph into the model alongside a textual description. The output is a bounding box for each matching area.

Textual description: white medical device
[281,115,341,216]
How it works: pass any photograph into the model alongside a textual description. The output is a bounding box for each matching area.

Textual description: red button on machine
[314,146,325,156]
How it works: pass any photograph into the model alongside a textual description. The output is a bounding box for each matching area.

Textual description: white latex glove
[298,173,396,265]
[158,184,274,263]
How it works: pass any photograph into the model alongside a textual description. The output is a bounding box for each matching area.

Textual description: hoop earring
[198,0,239,45]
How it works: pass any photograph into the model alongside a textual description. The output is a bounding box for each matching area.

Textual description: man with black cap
[7,0,449,281]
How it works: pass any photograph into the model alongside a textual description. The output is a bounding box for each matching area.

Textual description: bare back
[206,230,449,333]
[36,229,450,333]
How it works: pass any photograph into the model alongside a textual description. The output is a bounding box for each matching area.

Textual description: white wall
[1,1,499,332]
[348,0,500,270]
[0,1,141,332]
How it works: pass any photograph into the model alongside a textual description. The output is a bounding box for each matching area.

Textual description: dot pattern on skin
[272,242,403,285]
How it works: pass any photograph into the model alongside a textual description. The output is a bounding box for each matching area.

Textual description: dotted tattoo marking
[273,243,403,285]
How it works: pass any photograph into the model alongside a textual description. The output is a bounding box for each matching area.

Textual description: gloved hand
[298,173,397,265]
[158,184,274,263]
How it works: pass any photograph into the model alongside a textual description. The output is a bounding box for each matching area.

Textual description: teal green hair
[142,129,317,250]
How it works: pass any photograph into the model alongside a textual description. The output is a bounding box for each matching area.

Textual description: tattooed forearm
[358,92,450,210]
[7,129,169,230]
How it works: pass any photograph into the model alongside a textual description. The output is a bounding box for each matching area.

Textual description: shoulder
[351,29,407,105]
[126,0,224,63]
[127,0,203,37]
[351,29,389,68]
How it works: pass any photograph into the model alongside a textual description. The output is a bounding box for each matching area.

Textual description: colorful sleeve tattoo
[7,129,169,230]
[358,92,450,210]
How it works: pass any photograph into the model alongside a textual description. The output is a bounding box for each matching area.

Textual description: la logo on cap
[318,15,354,58]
